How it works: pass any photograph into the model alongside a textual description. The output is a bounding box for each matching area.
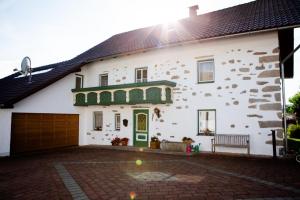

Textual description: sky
[0,0,299,101]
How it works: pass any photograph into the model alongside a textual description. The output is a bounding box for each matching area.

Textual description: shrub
[287,124,300,139]
[287,138,300,151]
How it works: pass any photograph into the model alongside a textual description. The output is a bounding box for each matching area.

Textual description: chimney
[189,5,199,17]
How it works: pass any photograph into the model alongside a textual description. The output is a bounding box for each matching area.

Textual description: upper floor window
[198,109,216,136]
[136,68,147,83]
[75,74,83,89]
[99,74,108,86]
[197,59,214,83]
[93,111,103,131]
[115,113,121,131]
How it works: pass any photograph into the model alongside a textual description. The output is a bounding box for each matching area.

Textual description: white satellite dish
[21,56,31,76]
[17,56,33,83]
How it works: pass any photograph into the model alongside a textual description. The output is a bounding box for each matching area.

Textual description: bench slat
[212,134,250,154]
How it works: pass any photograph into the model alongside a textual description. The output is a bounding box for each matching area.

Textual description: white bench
[211,134,250,155]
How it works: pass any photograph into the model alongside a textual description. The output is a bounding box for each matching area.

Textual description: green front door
[133,109,149,147]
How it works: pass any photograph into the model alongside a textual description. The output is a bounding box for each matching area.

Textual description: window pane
[94,111,103,130]
[137,70,141,79]
[100,74,108,86]
[198,60,214,82]
[207,111,215,133]
[76,76,82,89]
[136,114,147,131]
[142,69,147,79]
[136,68,147,83]
[198,110,215,135]
[115,114,120,130]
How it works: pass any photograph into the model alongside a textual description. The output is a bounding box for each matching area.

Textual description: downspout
[280,43,300,155]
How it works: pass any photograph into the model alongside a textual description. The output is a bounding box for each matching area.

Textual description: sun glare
[138,3,186,27]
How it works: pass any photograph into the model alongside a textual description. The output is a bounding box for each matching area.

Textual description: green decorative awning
[72,80,176,106]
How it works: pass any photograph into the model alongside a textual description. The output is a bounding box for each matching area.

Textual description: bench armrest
[211,138,215,152]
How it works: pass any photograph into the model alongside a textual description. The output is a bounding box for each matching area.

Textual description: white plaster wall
[0,31,282,156]
[79,31,281,156]
[0,73,86,156]
[0,110,12,156]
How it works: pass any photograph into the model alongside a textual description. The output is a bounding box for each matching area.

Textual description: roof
[1,0,300,108]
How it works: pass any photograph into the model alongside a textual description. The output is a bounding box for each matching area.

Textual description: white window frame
[198,109,216,136]
[99,73,108,86]
[197,59,215,83]
[75,74,83,89]
[93,111,103,131]
[135,67,147,83]
[115,113,121,131]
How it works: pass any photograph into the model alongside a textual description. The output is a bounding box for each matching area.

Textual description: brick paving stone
[0,146,300,200]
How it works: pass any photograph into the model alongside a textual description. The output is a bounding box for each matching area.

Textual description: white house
[1,0,299,156]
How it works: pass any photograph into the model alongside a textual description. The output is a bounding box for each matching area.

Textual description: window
[99,74,108,86]
[198,110,216,136]
[197,59,214,83]
[115,113,121,131]
[136,113,147,132]
[135,68,147,83]
[75,74,83,89]
[93,111,103,131]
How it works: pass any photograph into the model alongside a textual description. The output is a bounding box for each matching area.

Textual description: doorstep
[87,145,198,156]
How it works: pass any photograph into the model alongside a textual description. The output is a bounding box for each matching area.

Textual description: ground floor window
[198,109,216,136]
[93,111,103,131]
[115,113,121,131]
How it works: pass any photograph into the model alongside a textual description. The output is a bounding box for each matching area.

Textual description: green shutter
[87,92,98,105]
[75,93,85,105]
[166,88,172,103]
[100,91,112,105]
[129,89,143,104]
[146,87,161,104]
[114,90,126,104]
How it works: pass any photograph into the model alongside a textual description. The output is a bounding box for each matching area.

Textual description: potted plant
[182,137,195,145]
[150,136,160,149]
[203,128,212,136]
[120,137,129,146]
[111,137,121,146]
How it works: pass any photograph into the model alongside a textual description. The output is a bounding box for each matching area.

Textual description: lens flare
[136,159,142,166]
[139,148,144,152]
[129,191,136,199]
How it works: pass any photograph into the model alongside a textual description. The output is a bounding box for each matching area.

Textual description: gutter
[280,43,300,155]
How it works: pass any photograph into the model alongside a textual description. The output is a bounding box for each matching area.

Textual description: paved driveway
[0,146,300,200]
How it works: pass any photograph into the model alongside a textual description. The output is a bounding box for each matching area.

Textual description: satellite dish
[21,56,31,76]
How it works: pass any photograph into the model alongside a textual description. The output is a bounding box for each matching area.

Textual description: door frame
[133,109,149,147]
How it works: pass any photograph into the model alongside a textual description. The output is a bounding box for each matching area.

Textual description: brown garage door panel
[11,113,79,154]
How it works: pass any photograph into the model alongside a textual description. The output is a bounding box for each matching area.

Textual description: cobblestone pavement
[0,146,300,200]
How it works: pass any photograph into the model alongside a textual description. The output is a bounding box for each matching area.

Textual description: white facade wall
[80,31,282,156]
[0,31,282,156]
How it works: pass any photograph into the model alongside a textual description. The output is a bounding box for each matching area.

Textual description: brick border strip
[54,163,90,200]
[183,160,300,195]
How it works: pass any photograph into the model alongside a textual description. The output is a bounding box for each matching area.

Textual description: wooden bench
[211,134,250,155]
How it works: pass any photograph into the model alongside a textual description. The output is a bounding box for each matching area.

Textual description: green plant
[288,138,300,151]
[286,92,300,123]
[287,124,300,139]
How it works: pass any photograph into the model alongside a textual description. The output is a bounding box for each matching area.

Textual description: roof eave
[0,62,85,109]
[87,25,300,63]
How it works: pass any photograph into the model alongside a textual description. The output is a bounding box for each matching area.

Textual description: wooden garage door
[11,113,79,155]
